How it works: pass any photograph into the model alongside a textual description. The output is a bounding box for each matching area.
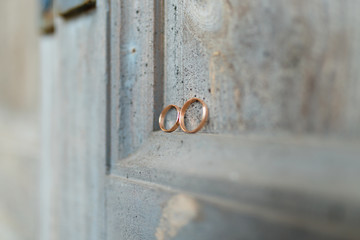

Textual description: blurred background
[0,0,40,239]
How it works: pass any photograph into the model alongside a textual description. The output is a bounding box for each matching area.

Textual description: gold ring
[180,98,208,133]
[159,104,181,132]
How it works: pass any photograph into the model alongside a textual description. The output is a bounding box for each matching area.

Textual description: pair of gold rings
[159,98,208,133]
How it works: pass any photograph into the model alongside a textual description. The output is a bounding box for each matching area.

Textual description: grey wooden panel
[108,1,360,239]
[165,0,360,136]
[110,0,157,160]
[39,35,58,240]
[38,0,360,239]
[114,132,360,201]
[111,132,360,239]
[40,0,107,239]
[107,176,353,240]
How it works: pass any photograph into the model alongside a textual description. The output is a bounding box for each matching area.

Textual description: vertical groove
[153,0,165,130]
[105,0,111,174]
[104,2,112,240]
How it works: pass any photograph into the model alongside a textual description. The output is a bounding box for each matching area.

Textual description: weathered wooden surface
[40,0,107,239]
[114,132,360,203]
[39,0,360,239]
[110,0,360,158]
[110,132,360,239]
[39,35,56,240]
[107,176,357,240]
[110,0,158,160]
[107,0,360,239]
[165,0,360,136]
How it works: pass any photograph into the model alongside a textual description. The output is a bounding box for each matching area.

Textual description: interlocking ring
[179,98,208,133]
[159,104,181,132]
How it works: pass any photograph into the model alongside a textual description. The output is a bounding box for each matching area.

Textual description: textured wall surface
[164,0,360,137]
[108,0,360,239]
[40,0,360,239]
[40,1,107,239]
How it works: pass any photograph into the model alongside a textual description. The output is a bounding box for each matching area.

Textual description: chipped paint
[209,51,222,97]
[155,194,199,240]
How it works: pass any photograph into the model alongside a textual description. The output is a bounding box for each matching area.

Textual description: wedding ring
[179,98,208,133]
[159,104,181,132]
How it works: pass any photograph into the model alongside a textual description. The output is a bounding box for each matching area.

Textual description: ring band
[159,104,181,132]
[179,98,208,133]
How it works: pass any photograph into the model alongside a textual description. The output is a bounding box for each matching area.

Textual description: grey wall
[39,0,360,240]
